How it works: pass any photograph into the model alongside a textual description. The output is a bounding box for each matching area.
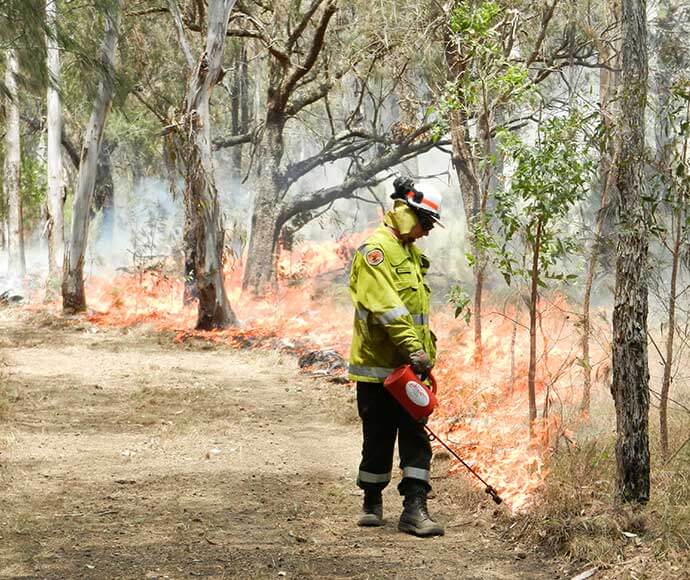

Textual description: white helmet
[392,177,444,228]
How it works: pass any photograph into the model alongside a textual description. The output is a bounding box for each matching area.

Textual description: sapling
[475,113,593,434]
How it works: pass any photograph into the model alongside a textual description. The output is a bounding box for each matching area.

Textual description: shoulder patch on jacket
[366,248,385,266]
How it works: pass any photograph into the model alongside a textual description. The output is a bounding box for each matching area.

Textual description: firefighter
[348,176,444,537]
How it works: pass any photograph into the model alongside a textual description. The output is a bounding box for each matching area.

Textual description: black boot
[358,489,384,527]
[398,491,444,537]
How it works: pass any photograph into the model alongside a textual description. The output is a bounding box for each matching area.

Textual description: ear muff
[385,202,419,236]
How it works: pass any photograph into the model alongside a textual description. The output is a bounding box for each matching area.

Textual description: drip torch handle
[414,368,437,394]
[425,425,504,506]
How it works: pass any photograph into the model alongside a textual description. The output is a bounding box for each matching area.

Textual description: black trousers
[356,381,432,496]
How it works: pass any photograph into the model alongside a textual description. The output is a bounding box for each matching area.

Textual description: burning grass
[14,236,690,573]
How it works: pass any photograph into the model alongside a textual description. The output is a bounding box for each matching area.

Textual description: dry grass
[0,352,11,421]
[503,407,690,575]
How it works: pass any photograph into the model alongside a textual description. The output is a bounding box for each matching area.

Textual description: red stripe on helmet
[406,191,439,212]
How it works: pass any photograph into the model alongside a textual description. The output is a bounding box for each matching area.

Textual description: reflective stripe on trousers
[357,470,392,484]
[348,364,395,379]
[402,466,430,482]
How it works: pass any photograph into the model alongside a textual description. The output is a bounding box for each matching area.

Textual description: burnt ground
[0,308,572,579]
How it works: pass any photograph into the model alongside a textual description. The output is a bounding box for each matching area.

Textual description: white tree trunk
[46,0,64,286]
[4,48,25,277]
[62,1,121,313]
[186,0,238,329]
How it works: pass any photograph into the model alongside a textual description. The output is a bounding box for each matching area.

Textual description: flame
[34,236,601,513]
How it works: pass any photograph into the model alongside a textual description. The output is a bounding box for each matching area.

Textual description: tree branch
[287,0,324,49]
[279,133,449,225]
[526,0,561,68]
[230,5,290,63]
[282,131,373,186]
[212,131,254,150]
[131,88,168,124]
[281,0,337,101]
[126,6,168,18]
[284,79,331,115]
[166,0,195,71]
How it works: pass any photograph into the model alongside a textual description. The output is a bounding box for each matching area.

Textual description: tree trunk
[580,246,596,416]
[183,0,238,329]
[243,116,285,295]
[510,312,518,396]
[660,210,680,458]
[527,220,543,434]
[580,147,617,415]
[229,42,248,185]
[182,189,198,303]
[610,0,650,504]
[62,1,121,313]
[4,48,25,277]
[444,32,488,370]
[447,107,484,360]
[473,263,485,367]
[45,0,64,289]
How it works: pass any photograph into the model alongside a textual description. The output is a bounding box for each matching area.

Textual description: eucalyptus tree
[45,0,63,289]
[0,0,47,276]
[579,0,621,416]
[3,48,25,276]
[62,0,123,313]
[649,0,690,458]
[165,0,238,329]
[611,0,651,503]
[655,91,690,459]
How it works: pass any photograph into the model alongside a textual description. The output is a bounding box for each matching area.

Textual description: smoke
[85,176,182,276]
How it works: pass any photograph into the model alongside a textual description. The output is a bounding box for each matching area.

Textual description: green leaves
[472,112,593,290]
[442,1,531,118]
[450,1,501,36]
[446,284,472,325]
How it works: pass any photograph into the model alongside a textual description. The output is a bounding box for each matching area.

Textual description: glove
[392,176,415,199]
[409,349,433,376]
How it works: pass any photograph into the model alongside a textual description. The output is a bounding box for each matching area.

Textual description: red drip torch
[384,365,503,505]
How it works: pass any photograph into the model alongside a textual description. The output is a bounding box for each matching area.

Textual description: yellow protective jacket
[348,224,436,383]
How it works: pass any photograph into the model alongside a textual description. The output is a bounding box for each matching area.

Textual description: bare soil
[0,308,568,579]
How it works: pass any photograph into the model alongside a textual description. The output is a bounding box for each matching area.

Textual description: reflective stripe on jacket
[348,224,436,383]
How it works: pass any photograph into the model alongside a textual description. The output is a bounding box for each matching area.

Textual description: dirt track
[0,308,563,579]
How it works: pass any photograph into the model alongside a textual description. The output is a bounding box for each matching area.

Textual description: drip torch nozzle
[485,486,503,505]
